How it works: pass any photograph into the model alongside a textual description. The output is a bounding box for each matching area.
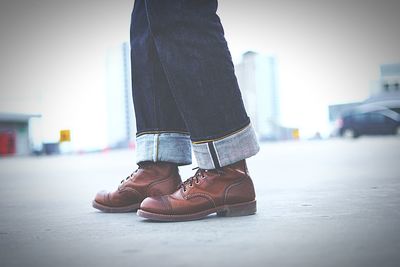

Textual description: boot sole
[137,200,256,222]
[92,200,140,213]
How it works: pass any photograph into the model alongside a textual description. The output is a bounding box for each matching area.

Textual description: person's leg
[137,0,260,221]
[131,0,192,166]
[92,0,191,212]
[140,0,259,169]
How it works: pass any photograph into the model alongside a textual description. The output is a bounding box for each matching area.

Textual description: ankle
[222,159,247,173]
[138,161,179,174]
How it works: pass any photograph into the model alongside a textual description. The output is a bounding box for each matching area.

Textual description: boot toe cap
[94,190,109,205]
[140,196,170,215]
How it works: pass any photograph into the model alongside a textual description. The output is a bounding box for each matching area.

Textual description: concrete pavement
[1,137,400,267]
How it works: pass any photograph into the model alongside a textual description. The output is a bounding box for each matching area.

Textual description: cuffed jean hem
[191,123,260,169]
[136,132,192,166]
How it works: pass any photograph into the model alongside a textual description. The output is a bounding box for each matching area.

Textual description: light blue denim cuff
[191,123,260,169]
[136,132,192,166]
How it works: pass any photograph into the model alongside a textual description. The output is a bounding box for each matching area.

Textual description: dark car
[338,106,400,138]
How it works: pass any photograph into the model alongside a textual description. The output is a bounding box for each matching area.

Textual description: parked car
[337,106,400,138]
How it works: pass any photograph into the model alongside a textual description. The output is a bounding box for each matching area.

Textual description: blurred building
[235,51,284,140]
[0,113,41,156]
[370,63,400,95]
[328,102,362,123]
[105,42,136,149]
[329,63,400,124]
[364,63,400,107]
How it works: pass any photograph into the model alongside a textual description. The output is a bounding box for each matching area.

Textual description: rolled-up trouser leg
[141,0,260,169]
[130,0,192,165]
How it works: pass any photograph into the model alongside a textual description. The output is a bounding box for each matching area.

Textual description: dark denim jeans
[130,0,259,169]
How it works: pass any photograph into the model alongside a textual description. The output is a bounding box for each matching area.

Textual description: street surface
[1,137,400,267]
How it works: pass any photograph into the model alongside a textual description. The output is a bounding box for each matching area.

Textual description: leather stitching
[161,195,173,214]
[119,187,144,199]
[146,174,179,196]
[186,193,216,208]
[224,176,247,204]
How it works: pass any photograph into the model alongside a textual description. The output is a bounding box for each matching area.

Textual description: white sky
[0,0,399,149]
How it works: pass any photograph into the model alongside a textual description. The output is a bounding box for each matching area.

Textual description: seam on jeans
[154,133,159,161]
[208,142,220,169]
[136,130,190,138]
[192,122,251,144]
[152,134,156,161]
[206,145,215,169]
[213,142,222,168]
[205,143,215,169]
[143,0,160,131]
[143,0,189,128]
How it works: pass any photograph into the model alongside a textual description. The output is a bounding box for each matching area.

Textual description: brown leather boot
[92,161,182,213]
[137,159,256,221]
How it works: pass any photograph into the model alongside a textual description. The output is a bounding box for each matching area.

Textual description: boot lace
[179,167,225,192]
[118,170,138,190]
[120,170,138,185]
[180,167,205,192]
[118,162,151,188]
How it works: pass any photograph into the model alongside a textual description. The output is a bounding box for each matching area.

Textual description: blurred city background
[1,1,400,266]
[1,0,399,156]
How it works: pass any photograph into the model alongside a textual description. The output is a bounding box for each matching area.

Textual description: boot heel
[217,200,257,217]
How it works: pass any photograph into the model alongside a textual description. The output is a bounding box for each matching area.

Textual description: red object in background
[0,131,16,155]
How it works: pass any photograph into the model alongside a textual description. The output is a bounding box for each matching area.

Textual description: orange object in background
[0,131,16,155]
[292,129,300,140]
[59,129,71,142]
